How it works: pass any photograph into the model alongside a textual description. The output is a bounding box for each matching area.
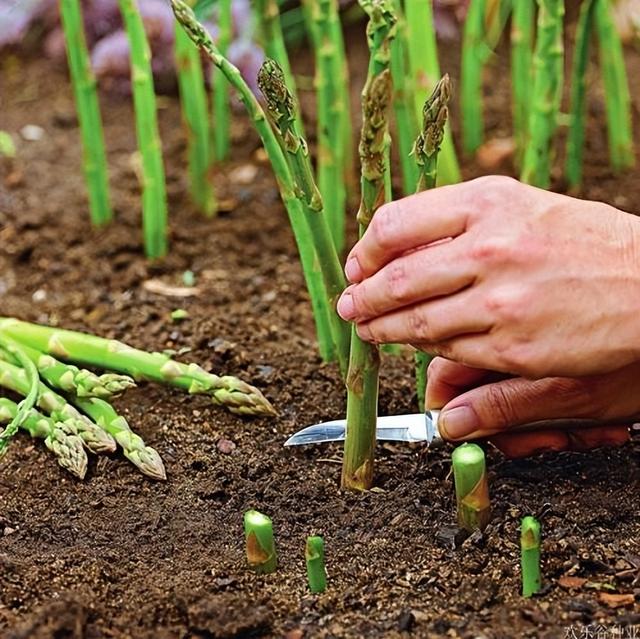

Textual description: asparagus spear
[511,0,535,167]
[212,0,232,162]
[520,0,565,188]
[565,0,596,188]
[594,0,635,172]
[169,0,337,368]
[452,443,491,532]
[257,59,351,375]
[175,0,216,216]
[412,75,450,412]
[0,398,88,479]
[341,0,396,492]
[305,535,327,593]
[73,396,166,480]
[1,338,135,400]
[244,510,277,574]
[118,0,168,258]
[59,0,113,227]
[0,318,275,417]
[0,358,116,454]
[521,515,542,597]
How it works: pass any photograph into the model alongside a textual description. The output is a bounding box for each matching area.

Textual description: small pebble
[32,289,47,303]
[3,527,16,536]
[229,163,258,184]
[20,125,45,141]
[217,438,236,454]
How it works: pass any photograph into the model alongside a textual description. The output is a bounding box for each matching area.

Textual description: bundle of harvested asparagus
[0,318,275,480]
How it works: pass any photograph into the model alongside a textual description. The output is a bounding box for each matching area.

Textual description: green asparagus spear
[565,0,596,188]
[342,0,395,492]
[212,0,232,162]
[0,398,88,479]
[511,0,535,166]
[257,59,350,375]
[1,338,135,400]
[118,0,169,258]
[0,357,116,453]
[73,396,166,480]
[452,443,491,532]
[169,0,337,367]
[521,515,542,597]
[59,0,113,227]
[404,0,460,185]
[0,318,275,417]
[244,510,277,573]
[520,0,565,188]
[412,75,450,411]
[305,535,327,593]
[594,0,635,172]
[175,0,216,216]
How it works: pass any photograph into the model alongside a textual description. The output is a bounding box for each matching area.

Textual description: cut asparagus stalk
[342,0,396,492]
[520,0,565,188]
[412,75,450,411]
[73,396,166,480]
[257,59,350,376]
[0,358,116,454]
[170,0,337,367]
[305,535,327,593]
[60,0,113,227]
[452,443,491,532]
[0,318,275,417]
[244,510,277,574]
[118,0,169,258]
[521,515,542,597]
[0,398,88,479]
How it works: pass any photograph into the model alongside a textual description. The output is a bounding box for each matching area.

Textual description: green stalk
[452,443,491,532]
[0,337,39,456]
[73,396,166,480]
[565,0,596,188]
[307,0,348,252]
[170,0,336,367]
[412,75,450,411]
[521,516,542,597]
[341,0,395,492]
[461,0,488,155]
[594,0,635,171]
[390,0,418,195]
[257,59,350,376]
[175,4,216,216]
[0,398,88,479]
[2,338,135,400]
[0,318,276,417]
[212,0,232,162]
[59,0,113,227]
[244,510,277,573]
[520,0,565,188]
[403,0,460,185]
[0,357,116,454]
[511,0,535,167]
[306,535,327,593]
[118,0,168,258]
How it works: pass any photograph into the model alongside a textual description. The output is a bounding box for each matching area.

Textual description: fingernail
[337,291,356,320]
[439,406,480,440]
[345,256,363,283]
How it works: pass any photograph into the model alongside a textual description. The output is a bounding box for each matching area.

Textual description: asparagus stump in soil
[452,443,491,532]
[306,535,327,593]
[521,516,542,597]
[412,75,450,411]
[0,318,275,417]
[341,0,396,492]
[244,510,277,574]
[0,398,88,479]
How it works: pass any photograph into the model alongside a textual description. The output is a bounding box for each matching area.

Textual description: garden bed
[1,21,639,639]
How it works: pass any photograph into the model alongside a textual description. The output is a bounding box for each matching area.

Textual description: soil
[1,14,640,639]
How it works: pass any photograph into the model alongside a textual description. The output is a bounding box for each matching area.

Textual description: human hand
[426,357,635,458]
[337,176,640,378]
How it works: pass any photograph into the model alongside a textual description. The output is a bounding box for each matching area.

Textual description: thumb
[438,376,595,441]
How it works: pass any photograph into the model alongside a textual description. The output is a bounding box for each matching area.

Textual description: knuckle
[408,307,439,343]
[492,340,535,376]
[386,262,411,304]
[470,236,514,264]
[370,203,401,250]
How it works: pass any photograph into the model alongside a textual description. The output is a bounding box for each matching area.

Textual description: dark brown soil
[1,17,639,639]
